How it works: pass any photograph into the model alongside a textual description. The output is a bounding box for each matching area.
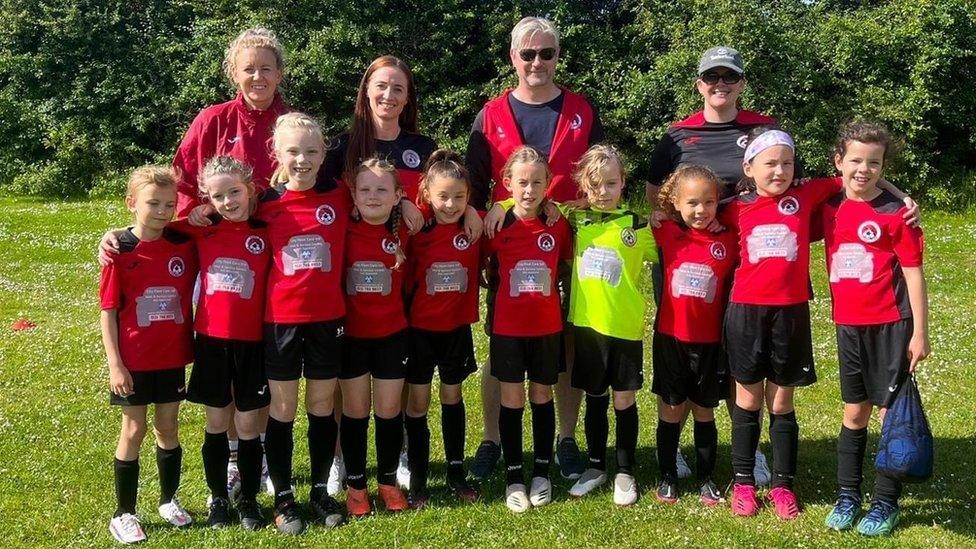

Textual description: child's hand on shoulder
[188,203,216,226]
[484,203,506,239]
[907,332,930,373]
[542,199,563,227]
[902,197,921,228]
[108,362,133,397]
[97,229,123,267]
[401,200,423,235]
[649,210,668,229]
[464,205,484,241]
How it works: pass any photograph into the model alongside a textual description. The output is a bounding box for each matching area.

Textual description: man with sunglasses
[466,16,605,485]
[645,46,778,490]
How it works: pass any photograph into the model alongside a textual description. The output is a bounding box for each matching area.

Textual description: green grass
[1,197,974,548]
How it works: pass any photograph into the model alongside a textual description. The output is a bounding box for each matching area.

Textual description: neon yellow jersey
[566,208,656,341]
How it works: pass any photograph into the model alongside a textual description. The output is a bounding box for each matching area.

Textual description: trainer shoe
[857,500,900,537]
[470,440,501,480]
[158,497,192,528]
[825,493,862,531]
[569,468,607,498]
[529,476,552,507]
[237,497,265,531]
[378,483,409,512]
[346,487,372,518]
[555,437,585,480]
[327,455,346,497]
[310,490,345,528]
[226,462,242,503]
[109,513,147,544]
[731,483,760,517]
[754,450,771,487]
[656,476,678,504]
[407,488,429,510]
[272,500,305,535]
[505,483,531,513]
[768,485,801,520]
[447,475,479,503]
[699,480,724,507]
[206,496,232,529]
[613,473,639,506]
[396,450,411,490]
[675,449,692,480]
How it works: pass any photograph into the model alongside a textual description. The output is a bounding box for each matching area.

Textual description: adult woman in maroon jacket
[174,27,290,221]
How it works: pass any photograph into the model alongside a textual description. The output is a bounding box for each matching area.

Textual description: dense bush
[1,0,974,206]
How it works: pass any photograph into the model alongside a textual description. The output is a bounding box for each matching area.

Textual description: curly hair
[199,155,257,216]
[656,165,722,223]
[572,143,627,193]
[834,120,894,165]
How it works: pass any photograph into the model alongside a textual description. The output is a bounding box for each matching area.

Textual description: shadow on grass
[442,435,974,537]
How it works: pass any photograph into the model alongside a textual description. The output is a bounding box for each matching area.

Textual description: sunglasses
[518,48,556,62]
[700,71,743,85]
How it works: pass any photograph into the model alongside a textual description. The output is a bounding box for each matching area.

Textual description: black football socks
[584,394,610,471]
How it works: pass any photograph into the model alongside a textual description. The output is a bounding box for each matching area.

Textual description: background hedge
[1,0,974,207]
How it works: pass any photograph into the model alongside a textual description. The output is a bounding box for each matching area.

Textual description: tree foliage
[1,0,973,205]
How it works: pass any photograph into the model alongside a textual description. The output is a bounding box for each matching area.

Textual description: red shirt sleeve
[99,263,120,310]
[173,111,212,217]
[891,210,924,268]
[805,177,843,206]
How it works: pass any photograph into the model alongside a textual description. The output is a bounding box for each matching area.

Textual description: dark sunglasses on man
[518,48,556,62]
[700,71,743,85]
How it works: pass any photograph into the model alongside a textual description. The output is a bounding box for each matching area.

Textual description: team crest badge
[710,241,727,260]
[402,149,421,169]
[570,113,583,130]
[620,227,637,247]
[168,257,186,277]
[778,196,800,216]
[736,135,749,149]
[315,204,336,225]
[382,238,399,255]
[453,233,471,251]
[245,235,266,255]
[537,233,556,252]
[858,221,881,243]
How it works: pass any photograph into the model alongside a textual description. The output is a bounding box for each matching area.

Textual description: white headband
[744,130,795,163]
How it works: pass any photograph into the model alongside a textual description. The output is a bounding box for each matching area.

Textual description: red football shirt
[258,181,351,323]
[99,228,198,372]
[652,220,738,343]
[486,213,572,337]
[719,177,841,305]
[343,219,410,338]
[406,220,482,332]
[171,217,271,341]
[821,190,923,325]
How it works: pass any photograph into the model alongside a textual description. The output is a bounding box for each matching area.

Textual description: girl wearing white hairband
[716,126,916,521]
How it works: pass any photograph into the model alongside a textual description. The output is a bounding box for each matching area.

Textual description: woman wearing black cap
[645,46,776,497]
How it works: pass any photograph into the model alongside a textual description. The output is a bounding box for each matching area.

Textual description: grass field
[0,196,974,548]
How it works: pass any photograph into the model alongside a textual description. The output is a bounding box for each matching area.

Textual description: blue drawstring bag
[875,375,934,483]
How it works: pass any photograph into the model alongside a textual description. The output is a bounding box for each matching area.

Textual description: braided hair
[351,157,407,269]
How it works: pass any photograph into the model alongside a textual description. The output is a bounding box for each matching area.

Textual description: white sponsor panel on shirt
[346,261,392,295]
[206,257,256,299]
[830,243,875,283]
[135,286,184,327]
[425,261,468,294]
[746,224,798,263]
[281,234,331,275]
[579,246,623,287]
[509,260,552,297]
[671,262,718,303]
